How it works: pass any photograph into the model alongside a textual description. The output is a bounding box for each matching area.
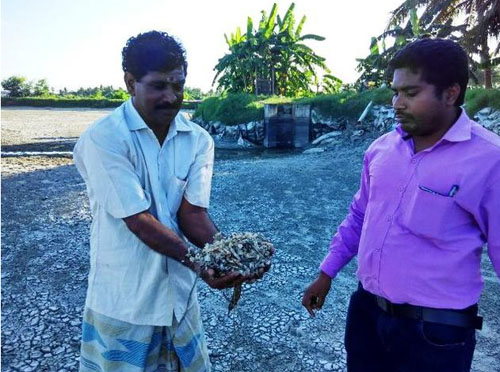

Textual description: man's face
[391,68,450,137]
[126,67,185,129]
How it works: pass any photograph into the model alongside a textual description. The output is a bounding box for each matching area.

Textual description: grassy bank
[465,88,500,115]
[194,88,499,125]
[193,93,265,125]
[1,97,199,110]
[193,88,394,125]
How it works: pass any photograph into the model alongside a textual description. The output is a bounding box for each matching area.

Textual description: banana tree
[269,3,330,96]
[213,2,334,97]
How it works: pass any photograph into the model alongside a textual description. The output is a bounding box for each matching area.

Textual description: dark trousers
[345,285,476,372]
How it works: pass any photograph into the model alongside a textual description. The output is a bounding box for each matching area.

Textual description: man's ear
[444,83,461,106]
[124,72,137,96]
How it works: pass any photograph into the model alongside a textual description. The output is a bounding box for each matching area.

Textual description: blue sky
[1,0,403,92]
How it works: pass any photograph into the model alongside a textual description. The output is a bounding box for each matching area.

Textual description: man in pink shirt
[302,38,500,371]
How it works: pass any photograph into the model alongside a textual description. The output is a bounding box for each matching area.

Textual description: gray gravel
[2,108,499,372]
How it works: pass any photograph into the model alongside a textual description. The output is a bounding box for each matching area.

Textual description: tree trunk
[271,66,275,96]
[255,66,258,95]
[483,68,493,89]
[243,72,248,94]
[479,37,492,89]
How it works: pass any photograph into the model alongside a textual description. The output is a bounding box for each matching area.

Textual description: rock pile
[310,105,500,148]
[194,119,265,145]
[369,105,397,132]
[311,109,347,139]
[474,107,500,136]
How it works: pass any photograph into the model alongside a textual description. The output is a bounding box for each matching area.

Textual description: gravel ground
[1,108,499,371]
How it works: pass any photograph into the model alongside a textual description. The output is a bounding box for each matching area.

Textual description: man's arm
[177,196,218,248]
[124,211,189,262]
[318,154,370,278]
[302,154,371,316]
[123,210,243,289]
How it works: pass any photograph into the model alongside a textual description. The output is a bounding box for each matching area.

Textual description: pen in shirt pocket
[419,184,459,197]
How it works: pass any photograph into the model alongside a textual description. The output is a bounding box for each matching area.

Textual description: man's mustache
[395,111,413,120]
[155,102,181,110]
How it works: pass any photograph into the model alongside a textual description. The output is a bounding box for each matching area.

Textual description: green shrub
[194,93,264,125]
[193,96,221,122]
[465,88,500,116]
[372,87,394,104]
[297,93,347,117]
[216,94,264,125]
[261,96,293,104]
[296,87,393,119]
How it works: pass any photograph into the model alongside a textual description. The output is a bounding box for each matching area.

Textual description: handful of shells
[187,232,274,312]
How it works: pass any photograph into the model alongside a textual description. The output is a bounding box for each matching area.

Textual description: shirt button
[387,215,392,222]
[399,186,405,192]
[410,158,417,164]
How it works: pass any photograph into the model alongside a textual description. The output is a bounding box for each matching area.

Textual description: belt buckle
[376,296,393,315]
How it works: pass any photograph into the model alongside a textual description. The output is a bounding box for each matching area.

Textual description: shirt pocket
[166,175,187,218]
[400,188,458,238]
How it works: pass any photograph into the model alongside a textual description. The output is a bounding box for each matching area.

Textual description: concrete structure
[264,103,311,148]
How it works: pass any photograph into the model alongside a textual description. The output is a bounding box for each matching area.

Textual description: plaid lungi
[79,304,211,372]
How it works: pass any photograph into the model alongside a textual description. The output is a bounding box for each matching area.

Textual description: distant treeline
[1,75,209,108]
[2,97,199,109]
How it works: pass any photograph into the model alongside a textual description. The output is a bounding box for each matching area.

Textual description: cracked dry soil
[2,108,499,372]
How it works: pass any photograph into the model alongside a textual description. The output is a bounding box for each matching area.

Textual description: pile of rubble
[474,107,500,136]
[193,105,499,149]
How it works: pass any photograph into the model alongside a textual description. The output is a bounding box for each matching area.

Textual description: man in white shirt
[74,30,261,372]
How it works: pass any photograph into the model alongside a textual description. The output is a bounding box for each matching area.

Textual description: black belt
[359,284,483,330]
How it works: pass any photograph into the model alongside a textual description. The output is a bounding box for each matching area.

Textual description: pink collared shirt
[320,110,500,309]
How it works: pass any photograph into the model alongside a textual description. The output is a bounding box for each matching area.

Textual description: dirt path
[2,108,499,372]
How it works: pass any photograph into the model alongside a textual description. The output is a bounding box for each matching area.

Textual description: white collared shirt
[73,99,214,326]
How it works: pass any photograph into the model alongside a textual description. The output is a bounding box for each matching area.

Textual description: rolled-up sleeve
[184,134,214,208]
[73,129,151,219]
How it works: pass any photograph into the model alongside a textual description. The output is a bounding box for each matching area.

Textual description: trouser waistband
[357,282,483,330]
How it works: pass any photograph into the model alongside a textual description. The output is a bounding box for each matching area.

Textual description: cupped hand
[201,269,245,289]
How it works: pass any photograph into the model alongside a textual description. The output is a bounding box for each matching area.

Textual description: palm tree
[387,0,500,88]
[355,9,464,88]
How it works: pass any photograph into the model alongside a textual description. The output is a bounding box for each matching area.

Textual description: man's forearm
[123,211,190,263]
[178,208,218,248]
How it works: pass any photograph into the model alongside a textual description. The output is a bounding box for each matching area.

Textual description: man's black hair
[122,31,187,80]
[389,38,469,106]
